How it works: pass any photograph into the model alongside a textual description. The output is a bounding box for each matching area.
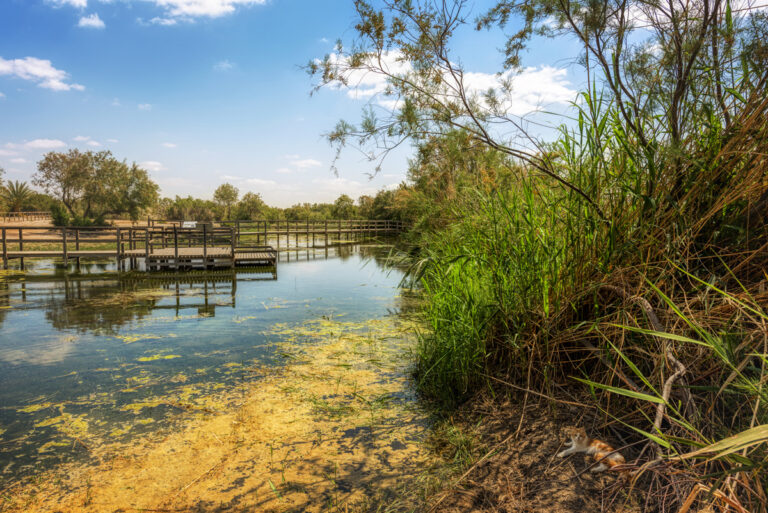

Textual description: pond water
[0,243,424,501]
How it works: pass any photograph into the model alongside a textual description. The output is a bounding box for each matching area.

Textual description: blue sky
[0,0,582,207]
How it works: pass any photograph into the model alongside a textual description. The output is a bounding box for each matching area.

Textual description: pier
[0,219,405,271]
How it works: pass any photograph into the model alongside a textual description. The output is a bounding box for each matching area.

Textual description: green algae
[137,354,181,362]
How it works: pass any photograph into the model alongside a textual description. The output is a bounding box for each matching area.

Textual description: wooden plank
[6,250,118,257]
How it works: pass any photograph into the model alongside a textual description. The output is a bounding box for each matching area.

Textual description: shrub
[50,204,70,227]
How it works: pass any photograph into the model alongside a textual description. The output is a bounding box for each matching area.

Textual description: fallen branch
[599,284,688,459]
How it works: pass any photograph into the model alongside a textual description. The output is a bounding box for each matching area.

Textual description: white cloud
[138,103,152,110]
[9,158,27,164]
[275,167,292,174]
[73,135,101,146]
[0,57,85,92]
[0,149,17,157]
[213,59,234,71]
[326,51,575,116]
[107,138,119,143]
[151,0,267,19]
[325,51,410,103]
[78,13,105,29]
[148,17,178,26]
[24,139,67,150]
[140,161,166,172]
[111,98,121,106]
[464,66,575,116]
[290,158,322,169]
[48,0,87,8]
[310,177,377,198]
[220,174,243,180]
[162,142,177,148]
[0,92,5,99]
[244,178,277,187]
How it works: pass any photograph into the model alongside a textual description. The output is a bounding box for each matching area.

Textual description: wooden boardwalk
[0,219,404,272]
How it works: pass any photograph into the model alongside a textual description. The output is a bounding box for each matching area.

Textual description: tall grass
[412,82,768,510]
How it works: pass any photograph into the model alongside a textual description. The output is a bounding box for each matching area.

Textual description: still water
[0,244,415,485]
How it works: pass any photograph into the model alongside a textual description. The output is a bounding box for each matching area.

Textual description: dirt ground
[0,219,152,241]
[430,394,642,513]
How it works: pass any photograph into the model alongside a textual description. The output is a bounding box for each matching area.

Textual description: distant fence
[0,211,51,222]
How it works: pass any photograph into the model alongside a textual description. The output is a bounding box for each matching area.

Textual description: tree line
[0,150,414,224]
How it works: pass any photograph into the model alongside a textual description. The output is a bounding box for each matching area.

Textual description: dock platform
[0,218,405,272]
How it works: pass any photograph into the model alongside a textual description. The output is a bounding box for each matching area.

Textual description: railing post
[116,227,122,271]
[203,224,208,259]
[75,228,80,269]
[230,227,235,268]
[62,228,68,265]
[173,225,179,260]
[1,228,7,269]
[145,228,150,262]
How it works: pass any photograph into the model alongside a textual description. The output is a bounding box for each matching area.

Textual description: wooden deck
[0,219,405,272]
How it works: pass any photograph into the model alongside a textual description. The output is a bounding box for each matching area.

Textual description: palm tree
[1,181,33,212]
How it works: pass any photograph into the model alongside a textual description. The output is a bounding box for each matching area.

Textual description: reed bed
[410,83,768,512]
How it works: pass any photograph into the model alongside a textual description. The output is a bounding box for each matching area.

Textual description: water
[0,244,414,484]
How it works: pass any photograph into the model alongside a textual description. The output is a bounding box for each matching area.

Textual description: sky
[0,0,584,207]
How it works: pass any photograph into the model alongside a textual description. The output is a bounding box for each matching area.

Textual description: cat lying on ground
[557,426,626,472]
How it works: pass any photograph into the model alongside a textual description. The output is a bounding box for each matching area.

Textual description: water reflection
[0,243,410,482]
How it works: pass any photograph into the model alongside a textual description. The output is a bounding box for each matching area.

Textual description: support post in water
[75,229,80,270]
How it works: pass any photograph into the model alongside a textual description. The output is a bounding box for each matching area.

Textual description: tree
[161,196,217,222]
[233,192,267,220]
[310,0,768,219]
[1,181,33,212]
[332,194,356,219]
[358,195,374,218]
[34,150,159,220]
[213,183,239,219]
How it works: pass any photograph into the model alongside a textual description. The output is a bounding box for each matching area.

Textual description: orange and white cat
[557,426,625,472]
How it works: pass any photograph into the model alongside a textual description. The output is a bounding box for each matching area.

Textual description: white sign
[181,221,197,229]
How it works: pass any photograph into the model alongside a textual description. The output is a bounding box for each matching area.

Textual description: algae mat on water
[1,316,436,512]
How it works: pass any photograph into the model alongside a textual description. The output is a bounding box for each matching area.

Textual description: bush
[70,214,110,227]
[50,204,70,227]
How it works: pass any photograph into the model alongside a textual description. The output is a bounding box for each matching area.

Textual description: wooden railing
[0,211,52,222]
[0,220,400,269]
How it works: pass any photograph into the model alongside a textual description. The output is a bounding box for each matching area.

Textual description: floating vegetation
[136,353,181,362]
[2,315,435,513]
[112,333,177,344]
